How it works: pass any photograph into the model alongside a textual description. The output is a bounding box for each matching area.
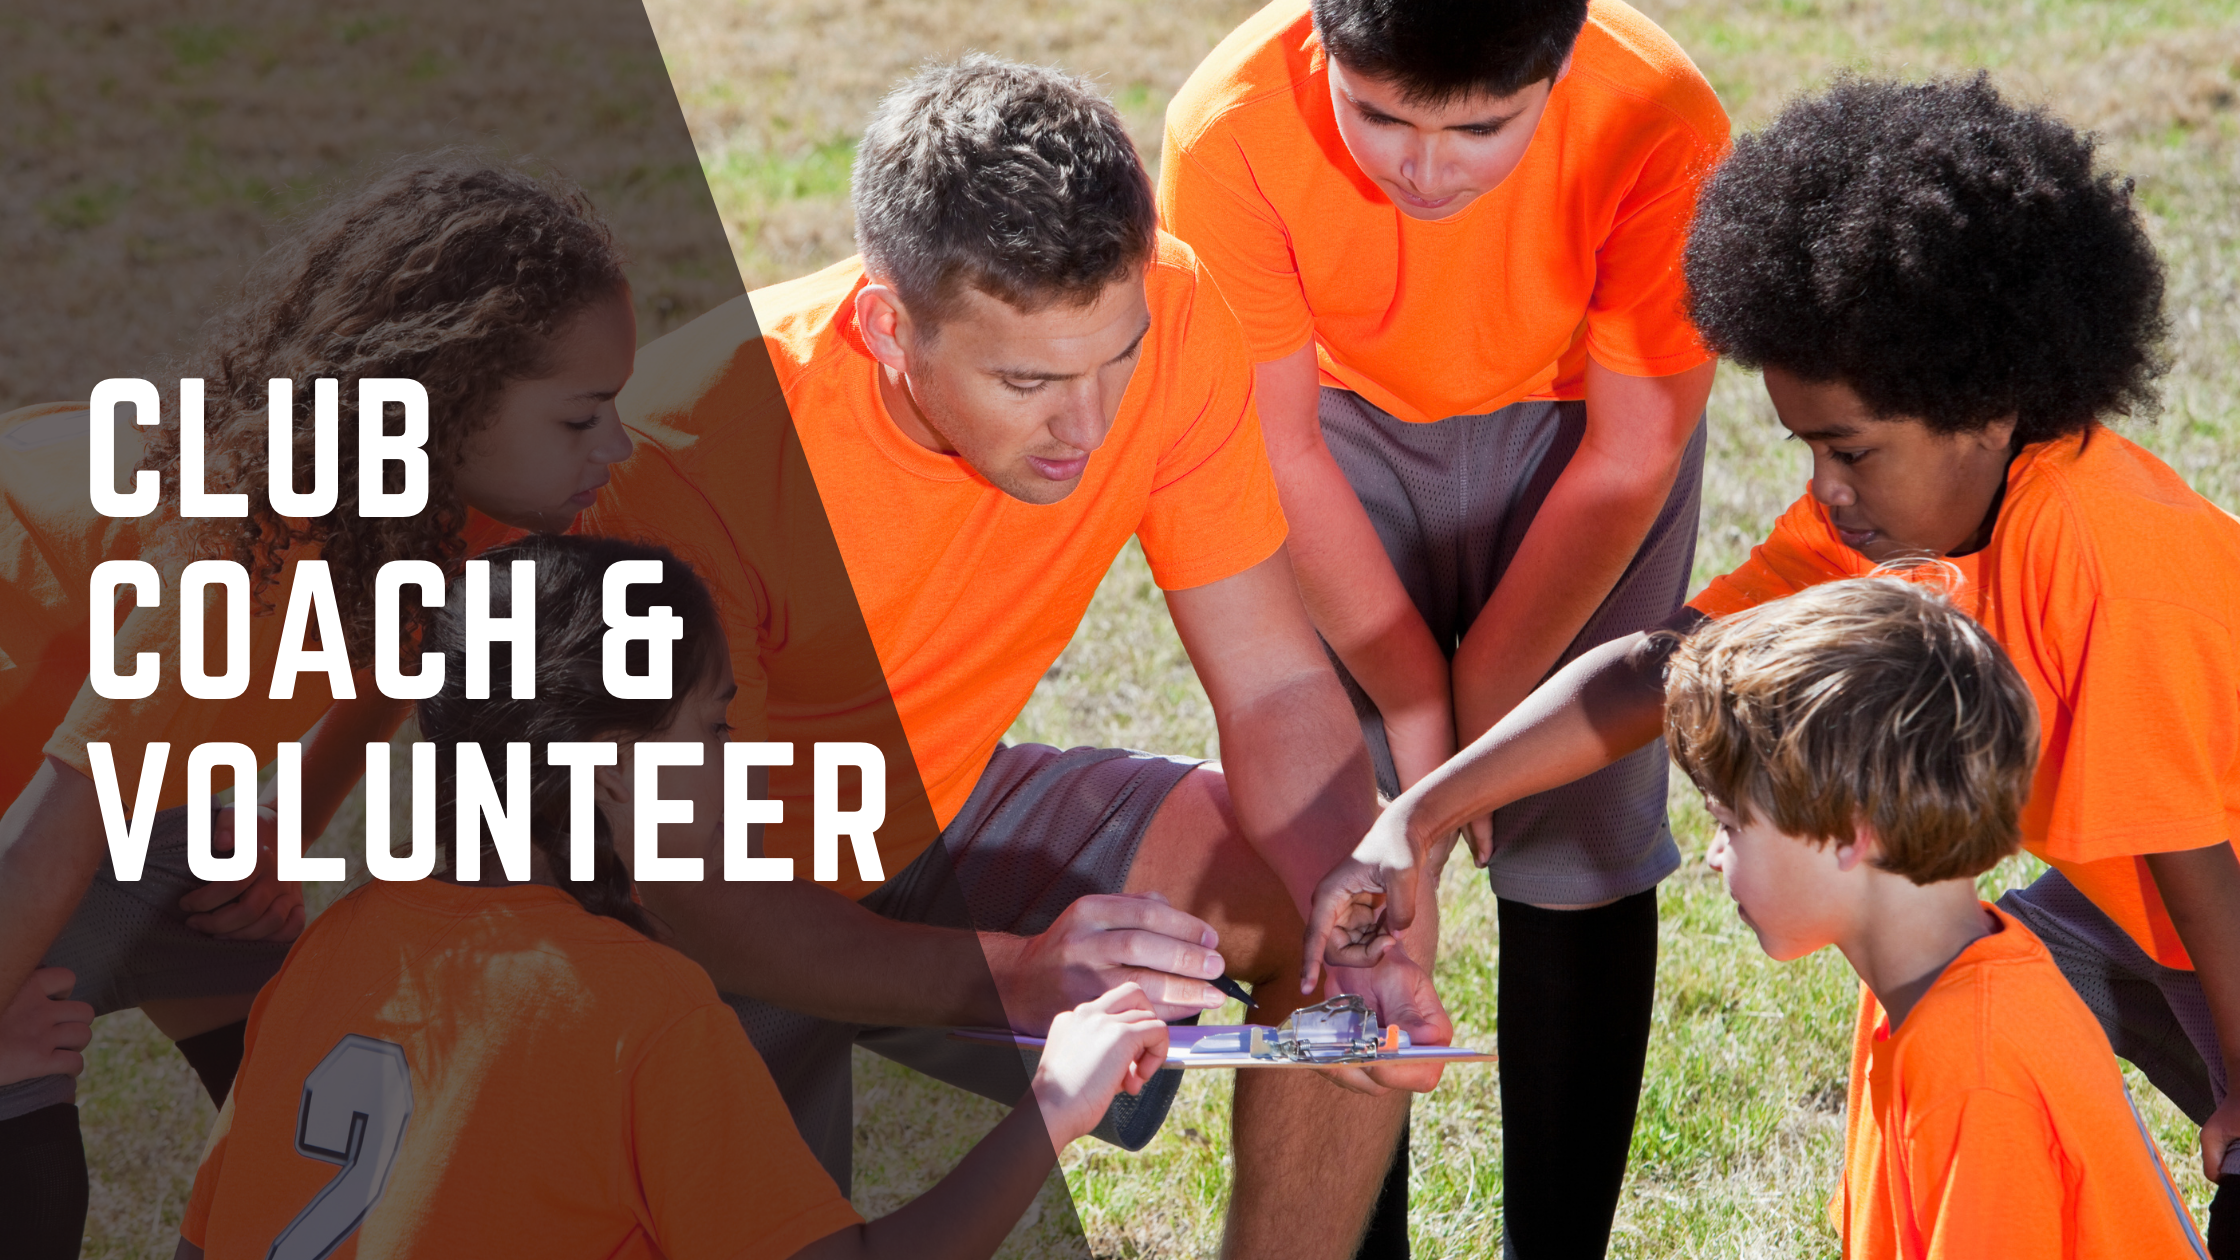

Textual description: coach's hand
[179,803,306,943]
[983,892,1230,1034]
[1313,948,1453,1096]
[0,967,94,1086]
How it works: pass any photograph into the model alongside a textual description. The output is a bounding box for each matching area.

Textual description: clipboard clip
[1249,994,1407,1065]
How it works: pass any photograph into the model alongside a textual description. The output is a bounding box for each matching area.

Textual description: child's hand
[0,967,93,1087]
[1028,983,1169,1153]
[180,803,307,943]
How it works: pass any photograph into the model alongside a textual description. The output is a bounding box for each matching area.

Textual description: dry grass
[0,0,739,416]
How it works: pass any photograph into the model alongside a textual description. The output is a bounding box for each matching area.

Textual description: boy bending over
[1665,578,2204,1258]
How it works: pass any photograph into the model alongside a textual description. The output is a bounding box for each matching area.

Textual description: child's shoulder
[1885,910,2121,1111]
[1164,0,1317,153]
[2009,427,2240,613]
[1565,0,1728,146]
[306,879,723,1020]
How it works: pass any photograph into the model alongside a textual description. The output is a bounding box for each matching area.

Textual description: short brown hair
[1663,577,2039,884]
[850,55,1156,328]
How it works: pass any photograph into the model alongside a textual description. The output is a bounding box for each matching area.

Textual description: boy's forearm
[0,758,110,1004]
[636,879,1004,1027]
[1450,449,1675,743]
[1399,629,1673,852]
[1275,439,1448,713]
[791,1101,1056,1260]
[1253,349,1450,757]
[1451,360,1706,746]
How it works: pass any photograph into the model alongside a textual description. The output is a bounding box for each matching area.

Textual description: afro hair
[1684,73,2167,444]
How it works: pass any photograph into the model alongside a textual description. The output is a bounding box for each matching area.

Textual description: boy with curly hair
[1304,74,2240,1251]
[1665,577,2206,1258]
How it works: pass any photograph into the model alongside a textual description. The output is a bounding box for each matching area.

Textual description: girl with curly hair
[0,152,636,1256]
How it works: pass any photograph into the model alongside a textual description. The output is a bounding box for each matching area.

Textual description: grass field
[61,0,2240,1255]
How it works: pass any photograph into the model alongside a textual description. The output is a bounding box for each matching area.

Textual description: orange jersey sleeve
[1133,241,1290,592]
[1160,0,1727,422]
[1,402,338,808]
[1685,490,1871,619]
[1836,910,2206,1260]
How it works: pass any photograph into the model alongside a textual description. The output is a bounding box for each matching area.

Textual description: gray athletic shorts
[0,805,293,1121]
[1319,388,1706,906]
[2001,868,2240,1174]
[727,742,1200,1194]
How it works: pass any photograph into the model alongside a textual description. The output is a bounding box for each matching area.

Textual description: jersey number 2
[267,1034,414,1260]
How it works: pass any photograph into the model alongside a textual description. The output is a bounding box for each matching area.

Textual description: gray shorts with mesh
[726,742,1200,1194]
[1319,388,1706,906]
[0,805,293,1121]
[2000,867,2240,1175]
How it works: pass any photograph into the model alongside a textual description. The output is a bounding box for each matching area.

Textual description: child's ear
[1975,414,2020,453]
[593,760,629,812]
[1833,819,1879,872]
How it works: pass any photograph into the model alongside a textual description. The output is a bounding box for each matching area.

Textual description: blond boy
[1664,579,2206,1258]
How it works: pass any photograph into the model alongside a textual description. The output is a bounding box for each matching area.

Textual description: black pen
[1210,973,1257,1009]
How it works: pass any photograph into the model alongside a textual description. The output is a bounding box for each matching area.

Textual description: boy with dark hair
[1307,73,2240,1252]
[1161,0,1727,1248]
[586,55,1448,1260]
[1665,577,2208,1259]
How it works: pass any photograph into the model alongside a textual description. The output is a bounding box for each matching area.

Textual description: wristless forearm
[1220,672,1380,916]
[2146,845,2240,1067]
[1400,633,1668,855]
[1453,462,1672,742]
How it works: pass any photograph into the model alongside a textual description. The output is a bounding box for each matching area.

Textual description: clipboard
[950,995,1495,1069]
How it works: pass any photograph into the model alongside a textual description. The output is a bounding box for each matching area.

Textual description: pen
[1211,973,1257,1009]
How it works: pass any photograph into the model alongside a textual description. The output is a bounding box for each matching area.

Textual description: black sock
[0,1102,89,1259]
[2210,1174,2240,1259]
[1496,890,1658,1259]
[176,1018,250,1108]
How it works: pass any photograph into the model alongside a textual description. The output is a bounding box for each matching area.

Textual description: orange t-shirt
[181,878,863,1259]
[581,235,1289,898]
[1691,428,2240,970]
[1833,905,2206,1259]
[1158,0,1728,423]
